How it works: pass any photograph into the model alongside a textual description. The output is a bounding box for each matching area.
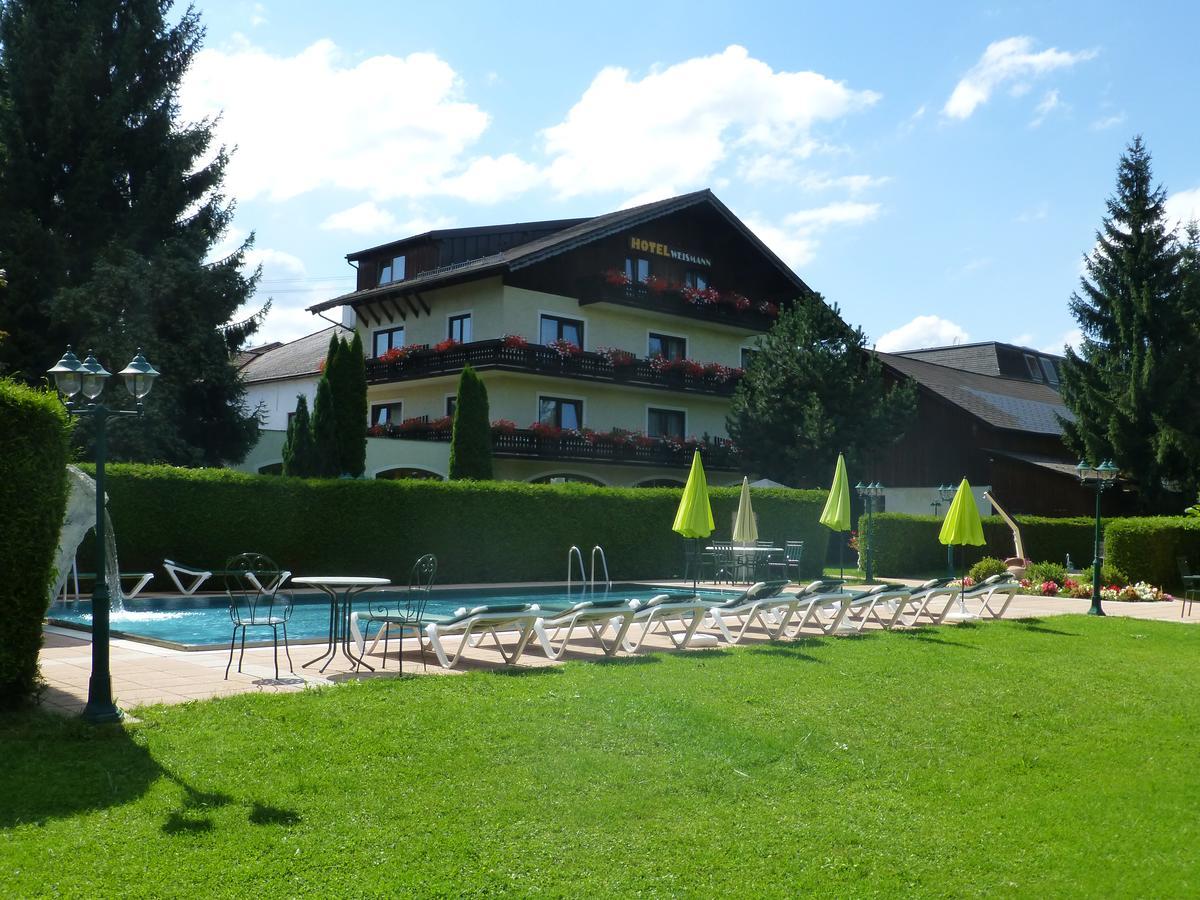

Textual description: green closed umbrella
[673,451,715,592]
[939,477,986,618]
[819,454,852,578]
[732,476,758,545]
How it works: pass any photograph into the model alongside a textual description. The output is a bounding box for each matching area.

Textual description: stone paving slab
[35,581,1198,716]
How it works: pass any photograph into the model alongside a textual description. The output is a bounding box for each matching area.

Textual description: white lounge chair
[703,580,795,644]
[776,579,859,637]
[836,583,914,633]
[533,596,636,660]
[163,559,214,595]
[424,603,541,670]
[619,593,715,652]
[961,574,1019,620]
[896,577,963,626]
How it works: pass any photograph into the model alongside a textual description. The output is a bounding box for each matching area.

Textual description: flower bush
[701,362,743,384]
[433,338,461,353]
[1038,580,1059,596]
[757,301,780,318]
[547,338,583,358]
[529,421,563,439]
[649,355,704,378]
[597,346,637,368]
[490,419,516,434]
[430,416,453,432]
[501,334,528,349]
[603,268,630,286]
[644,274,669,294]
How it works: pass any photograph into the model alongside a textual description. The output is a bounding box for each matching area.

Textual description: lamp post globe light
[48,346,159,724]
[855,481,885,583]
[1076,458,1119,617]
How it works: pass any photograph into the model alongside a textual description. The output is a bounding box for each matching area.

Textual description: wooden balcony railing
[579,278,782,331]
[363,339,744,396]
[367,422,740,470]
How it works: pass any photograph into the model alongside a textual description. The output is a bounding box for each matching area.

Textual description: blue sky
[184,1,1200,351]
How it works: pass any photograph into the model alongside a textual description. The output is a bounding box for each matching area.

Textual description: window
[373,326,405,358]
[648,332,686,360]
[624,256,651,283]
[447,313,472,343]
[684,270,707,290]
[1023,353,1043,381]
[1040,357,1060,385]
[741,347,757,370]
[377,255,406,285]
[647,407,685,440]
[539,396,582,430]
[445,396,457,418]
[370,401,403,426]
[539,314,584,348]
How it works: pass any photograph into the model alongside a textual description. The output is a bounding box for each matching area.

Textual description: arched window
[634,478,685,488]
[257,462,283,476]
[375,467,444,481]
[530,473,605,486]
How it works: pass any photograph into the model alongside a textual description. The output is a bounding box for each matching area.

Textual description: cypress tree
[281,394,316,477]
[448,365,493,480]
[0,0,265,465]
[1059,137,1185,507]
[323,332,347,474]
[311,377,339,478]
[342,330,368,477]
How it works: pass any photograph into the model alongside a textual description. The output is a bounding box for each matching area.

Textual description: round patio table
[293,576,390,673]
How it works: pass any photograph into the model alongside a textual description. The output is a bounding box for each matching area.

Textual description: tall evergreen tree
[311,377,339,478]
[448,366,493,480]
[1059,137,1186,507]
[0,0,264,465]
[322,332,346,473]
[727,296,915,487]
[344,330,368,477]
[281,394,316,477]
[1155,219,1200,500]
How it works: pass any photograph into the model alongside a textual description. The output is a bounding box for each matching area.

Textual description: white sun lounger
[533,597,636,660]
[897,577,963,626]
[702,580,795,644]
[960,574,1019,620]
[836,583,914,633]
[619,593,715,652]
[163,559,214,595]
[424,603,541,669]
[776,580,860,637]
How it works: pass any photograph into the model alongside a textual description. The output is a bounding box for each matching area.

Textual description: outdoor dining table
[705,545,784,583]
[292,575,390,673]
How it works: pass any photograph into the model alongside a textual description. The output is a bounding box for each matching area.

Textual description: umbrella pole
[839,533,844,580]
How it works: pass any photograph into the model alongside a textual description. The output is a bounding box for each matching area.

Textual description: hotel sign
[629,237,711,267]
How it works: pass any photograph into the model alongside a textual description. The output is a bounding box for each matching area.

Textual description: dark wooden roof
[877,351,1074,435]
[308,189,811,315]
[896,341,1064,383]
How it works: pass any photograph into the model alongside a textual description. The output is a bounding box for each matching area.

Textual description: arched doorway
[375,467,445,481]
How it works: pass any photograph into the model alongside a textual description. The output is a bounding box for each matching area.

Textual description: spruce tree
[727,296,915,487]
[281,394,316,477]
[1155,220,1200,500]
[0,0,264,465]
[1059,137,1185,507]
[311,377,339,478]
[448,365,493,480]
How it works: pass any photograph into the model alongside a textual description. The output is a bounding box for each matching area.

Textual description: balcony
[368,419,741,470]
[363,338,744,396]
[578,276,782,331]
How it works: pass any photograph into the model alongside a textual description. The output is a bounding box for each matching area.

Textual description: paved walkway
[36,582,1198,716]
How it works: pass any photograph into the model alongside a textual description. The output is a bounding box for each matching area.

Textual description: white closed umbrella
[732,476,758,546]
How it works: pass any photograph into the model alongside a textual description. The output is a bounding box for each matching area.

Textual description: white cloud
[948,256,992,278]
[876,315,970,352]
[739,160,890,194]
[541,45,880,198]
[321,202,398,235]
[1090,112,1126,131]
[1011,332,1035,346]
[180,39,503,204]
[943,37,1097,119]
[250,3,267,27]
[744,201,881,268]
[1041,329,1082,355]
[435,153,543,203]
[1029,89,1062,127]
[1165,187,1200,229]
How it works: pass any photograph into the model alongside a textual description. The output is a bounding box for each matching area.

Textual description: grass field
[3,616,1198,897]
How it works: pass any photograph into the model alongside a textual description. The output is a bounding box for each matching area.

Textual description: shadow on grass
[0,709,301,834]
[1011,617,1080,637]
[745,640,825,663]
[891,627,979,649]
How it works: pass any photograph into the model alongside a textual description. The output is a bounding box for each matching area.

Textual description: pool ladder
[567,545,611,593]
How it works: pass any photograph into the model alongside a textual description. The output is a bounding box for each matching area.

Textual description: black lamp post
[937,483,956,576]
[1076,458,1119,617]
[48,346,159,724]
[855,481,884,583]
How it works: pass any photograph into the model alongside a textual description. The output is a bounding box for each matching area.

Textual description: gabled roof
[240,326,348,384]
[896,341,1065,383]
[307,189,811,314]
[345,218,591,262]
[877,351,1075,435]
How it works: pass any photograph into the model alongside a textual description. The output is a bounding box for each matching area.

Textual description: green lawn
[3,616,1198,897]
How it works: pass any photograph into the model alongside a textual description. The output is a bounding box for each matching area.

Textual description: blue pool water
[47,583,737,649]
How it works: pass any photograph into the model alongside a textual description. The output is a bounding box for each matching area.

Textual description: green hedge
[86,465,830,585]
[0,380,70,707]
[1105,518,1200,589]
[862,512,1104,576]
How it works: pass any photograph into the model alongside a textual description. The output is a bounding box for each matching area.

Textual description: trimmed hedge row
[1106,518,1200,589]
[861,512,1103,576]
[87,465,830,585]
[0,380,70,707]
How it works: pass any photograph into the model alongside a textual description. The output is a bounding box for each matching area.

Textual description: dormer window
[1023,353,1043,381]
[378,255,406,285]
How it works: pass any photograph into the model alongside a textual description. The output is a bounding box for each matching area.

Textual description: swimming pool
[46,583,737,649]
